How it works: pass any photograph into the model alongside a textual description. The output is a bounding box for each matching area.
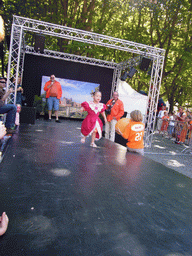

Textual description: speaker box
[140,57,151,71]
[120,71,128,81]
[34,34,45,53]
[128,67,137,78]
[20,107,36,125]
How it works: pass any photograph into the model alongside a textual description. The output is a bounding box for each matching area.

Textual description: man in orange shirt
[44,75,62,122]
[105,91,124,142]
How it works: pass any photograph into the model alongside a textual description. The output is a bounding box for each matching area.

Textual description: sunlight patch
[167,160,185,167]
[154,139,160,142]
[60,141,74,145]
[169,151,177,155]
[50,168,71,177]
[176,183,185,188]
[35,129,43,132]
[154,145,166,149]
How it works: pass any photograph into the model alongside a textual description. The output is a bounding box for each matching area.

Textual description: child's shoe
[90,142,97,147]
[81,137,86,143]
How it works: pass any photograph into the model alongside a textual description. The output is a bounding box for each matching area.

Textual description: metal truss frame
[7,15,165,147]
[25,46,119,69]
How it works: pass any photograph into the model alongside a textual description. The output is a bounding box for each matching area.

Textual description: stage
[0,119,191,256]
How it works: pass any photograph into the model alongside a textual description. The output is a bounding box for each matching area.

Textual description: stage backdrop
[22,54,114,111]
[41,76,100,118]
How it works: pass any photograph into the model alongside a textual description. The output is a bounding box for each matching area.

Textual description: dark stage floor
[0,119,192,256]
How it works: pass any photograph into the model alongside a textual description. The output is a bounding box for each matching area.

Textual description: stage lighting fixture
[140,57,151,71]
[121,71,128,81]
[34,34,45,53]
[127,67,137,78]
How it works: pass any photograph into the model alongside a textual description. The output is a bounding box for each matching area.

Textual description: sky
[41,76,100,103]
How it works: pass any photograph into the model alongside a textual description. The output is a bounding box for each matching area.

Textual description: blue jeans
[0,104,17,128]
[47,97,60,111]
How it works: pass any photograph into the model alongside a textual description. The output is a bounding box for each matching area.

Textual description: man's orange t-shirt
[122,121,145,149]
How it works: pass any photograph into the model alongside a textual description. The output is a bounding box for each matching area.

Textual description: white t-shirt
[158,110,165,118]
[169,115,174,126]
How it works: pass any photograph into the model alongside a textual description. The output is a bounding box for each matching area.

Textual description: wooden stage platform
[0,119,191,256]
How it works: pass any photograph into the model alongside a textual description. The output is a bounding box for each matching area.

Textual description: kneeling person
[118,110,145,156]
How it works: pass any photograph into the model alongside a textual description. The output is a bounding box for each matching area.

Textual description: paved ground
[145,132,192,179]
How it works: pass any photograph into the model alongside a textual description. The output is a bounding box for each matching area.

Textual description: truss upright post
[144,55,165,147]
[7,23,24,104]
[111,67,122,98]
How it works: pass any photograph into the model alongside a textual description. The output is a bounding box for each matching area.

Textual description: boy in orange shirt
[117,110,145,156]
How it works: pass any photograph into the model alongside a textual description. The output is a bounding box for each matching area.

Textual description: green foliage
[0,0,192,111]
[33,95,43,114]
[33,94,48,114]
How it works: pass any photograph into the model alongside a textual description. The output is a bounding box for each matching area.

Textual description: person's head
[50,74,55,81]
[112,91,119,101]
[179,107,183,113]
[164,111,168,116]
[0,77,6,89]
[16,104,21,113]
[93,91,102,103]
[130,110,143,122]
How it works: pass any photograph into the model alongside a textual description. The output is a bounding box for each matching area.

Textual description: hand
[0,212,9,236]
[80,107,84,113]
[18,87,23,92]
[116,127,122,135]
[0,123,6,139]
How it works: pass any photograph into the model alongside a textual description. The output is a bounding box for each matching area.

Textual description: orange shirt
[122,121,145,149]
[44,80,62,99]
[106,98,124,122]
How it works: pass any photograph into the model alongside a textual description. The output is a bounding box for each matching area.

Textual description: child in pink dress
[81,91,107,147]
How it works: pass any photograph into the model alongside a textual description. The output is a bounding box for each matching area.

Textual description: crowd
[157,106,192,146]
[0,76,22,138]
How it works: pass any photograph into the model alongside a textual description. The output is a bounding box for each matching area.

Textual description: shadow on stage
[0,119,191,256]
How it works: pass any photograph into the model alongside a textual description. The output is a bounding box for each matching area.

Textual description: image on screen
[41,76,100,119]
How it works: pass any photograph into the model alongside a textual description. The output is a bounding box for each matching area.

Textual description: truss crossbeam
[25,46,118,69]
[13,16,165,59]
